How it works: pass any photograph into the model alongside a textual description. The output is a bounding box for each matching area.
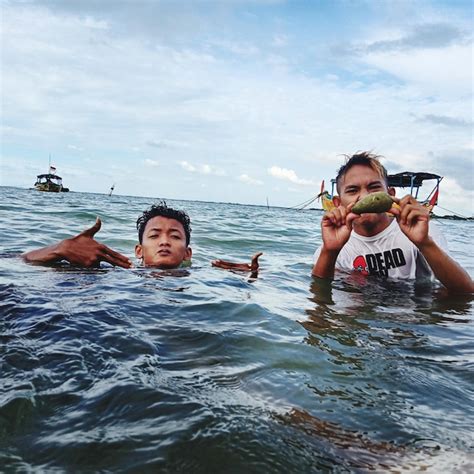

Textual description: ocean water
[0,186,473,472]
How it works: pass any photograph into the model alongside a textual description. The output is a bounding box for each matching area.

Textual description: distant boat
[33,165,69,192]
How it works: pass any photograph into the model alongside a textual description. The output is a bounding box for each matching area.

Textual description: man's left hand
[390,195,430,246]
[212,252,263,272]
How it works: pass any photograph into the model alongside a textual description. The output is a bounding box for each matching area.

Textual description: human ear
[332,196,341,207]
[135,244,143,259]
[184,247,192,260]
[388,187,396,197]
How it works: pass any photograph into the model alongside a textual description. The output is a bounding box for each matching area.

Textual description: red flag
[428,187,439,208]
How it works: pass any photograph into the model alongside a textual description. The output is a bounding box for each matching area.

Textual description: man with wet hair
[22,201,261,272]
[312,152,473,293]
[135,202,193,269]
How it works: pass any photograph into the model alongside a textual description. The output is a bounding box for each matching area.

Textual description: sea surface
[1,186,473,472]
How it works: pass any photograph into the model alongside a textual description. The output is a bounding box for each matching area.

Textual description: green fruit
[352,192,393,214]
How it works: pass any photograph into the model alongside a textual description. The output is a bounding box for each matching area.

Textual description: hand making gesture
[212,252,263,272]
[22,218,133,268]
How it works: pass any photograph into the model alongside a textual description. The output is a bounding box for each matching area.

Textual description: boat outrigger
[33,165,69,193]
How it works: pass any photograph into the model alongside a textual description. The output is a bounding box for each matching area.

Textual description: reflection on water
[0,186,473,471]
[298,276,474,471]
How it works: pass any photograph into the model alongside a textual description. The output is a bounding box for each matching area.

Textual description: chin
[145,258,181,269]
[358,213,381,224]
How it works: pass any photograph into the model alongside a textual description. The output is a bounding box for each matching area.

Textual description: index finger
[390,196,400,204]
[102,246,133,268]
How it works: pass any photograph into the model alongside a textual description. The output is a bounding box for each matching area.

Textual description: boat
[315,172,442,212]
[34,165,69,192]
[386,171,442,211]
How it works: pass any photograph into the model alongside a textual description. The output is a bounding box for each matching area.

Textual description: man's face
[335,164,393,225]
[135,216,192,268]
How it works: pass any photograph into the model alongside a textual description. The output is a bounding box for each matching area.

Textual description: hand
[212,252,263,272]
[389,196,430,246]
[59,218,133,268]
[320,205,358,252]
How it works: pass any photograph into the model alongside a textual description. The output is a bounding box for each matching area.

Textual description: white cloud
[1,1,472,214]
[67,144,83,151]
[144,159,159,167]
[272,34,288,47]
[268,166,315,186]
[82,16,109,30]
[433,177,474,218]
[238,174,263,185]
[364,44,472,96]
[180,161,226,176]
[180,161,196,172]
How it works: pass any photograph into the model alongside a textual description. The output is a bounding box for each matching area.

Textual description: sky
[1,0,473,216]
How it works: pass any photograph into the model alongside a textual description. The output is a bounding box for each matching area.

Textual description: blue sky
[1,0,473,216]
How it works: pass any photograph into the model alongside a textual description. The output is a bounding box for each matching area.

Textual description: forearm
[311,247,340,279]
[418,238,474,294]
[22,241,67,264]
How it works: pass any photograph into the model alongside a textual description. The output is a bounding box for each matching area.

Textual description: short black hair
[136,201,192,245]
[335,151,388,193]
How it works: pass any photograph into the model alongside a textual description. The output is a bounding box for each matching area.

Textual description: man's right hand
[22,218,133,269]
[320,204,357,252]
[312,205,358,279]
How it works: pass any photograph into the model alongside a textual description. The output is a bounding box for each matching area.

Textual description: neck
[352,214,393,237]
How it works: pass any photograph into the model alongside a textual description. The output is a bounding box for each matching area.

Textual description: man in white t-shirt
[312,152,473,293]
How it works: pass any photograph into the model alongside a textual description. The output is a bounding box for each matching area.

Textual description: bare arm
[22,218,133,269]
[417,238,474,293]
[390,196,473,294]
[212,252,263,272]
[312,247,340,279]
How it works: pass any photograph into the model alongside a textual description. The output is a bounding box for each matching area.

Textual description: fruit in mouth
[352,192,394,214]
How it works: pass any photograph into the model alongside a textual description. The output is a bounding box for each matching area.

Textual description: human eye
[368,182,383,191]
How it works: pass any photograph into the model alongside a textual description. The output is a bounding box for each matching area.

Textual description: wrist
[416,236,436,253]
[54,239,70,260]
[321,245,342,257]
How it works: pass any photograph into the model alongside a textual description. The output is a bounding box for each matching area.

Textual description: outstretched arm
[212,252,262,272]
[21,218,133,269]
[390,196,473,294]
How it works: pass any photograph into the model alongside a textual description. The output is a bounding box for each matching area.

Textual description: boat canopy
[36,173,63,180]
[387,172,442,188]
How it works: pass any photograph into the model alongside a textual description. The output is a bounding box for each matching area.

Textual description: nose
[357,189,370,200]
[158,235,171,246]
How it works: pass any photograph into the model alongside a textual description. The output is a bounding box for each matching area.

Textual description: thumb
[80,217,102,238]
[250,252,263,271]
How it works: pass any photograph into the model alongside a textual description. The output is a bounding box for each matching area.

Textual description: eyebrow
[146,227,184,234]
[344,180,383,191]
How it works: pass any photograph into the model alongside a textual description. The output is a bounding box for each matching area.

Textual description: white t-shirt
[313,219,448,279]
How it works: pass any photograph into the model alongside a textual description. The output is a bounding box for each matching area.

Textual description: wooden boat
[34,172,69,192]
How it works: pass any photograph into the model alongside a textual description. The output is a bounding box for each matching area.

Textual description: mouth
[157,250,171,256]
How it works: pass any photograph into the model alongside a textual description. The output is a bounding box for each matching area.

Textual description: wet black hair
[136,201,192,246]
[335,151,388,193]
